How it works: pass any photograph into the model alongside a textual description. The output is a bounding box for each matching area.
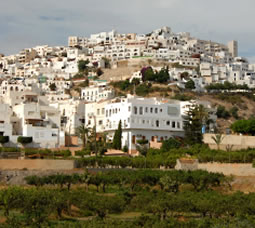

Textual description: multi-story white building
[12,103,65,148]
[104,95,184,154]
[81,85,115,102]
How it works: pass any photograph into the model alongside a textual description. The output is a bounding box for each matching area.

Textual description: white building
[104,95,184,154]
[81,85,115,102]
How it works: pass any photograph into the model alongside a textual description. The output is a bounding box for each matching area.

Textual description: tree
[230,106,239,119]
[75,125,90,149]
[231,119,255,135]
[211,134,225,150]
[161,137,181,152]
[183,104,209,145]
[216,105,230,119]
[155,68,169,83]
[96,68,104,76]
[22,188,53,227]
[141,67,154,82]
[78,60,89,72]
[49,83,57,91]
[17,136,32,147]
[0,136,9,147]
[136,139,149,157]
[112,120,122,150]
[185,80,195,90]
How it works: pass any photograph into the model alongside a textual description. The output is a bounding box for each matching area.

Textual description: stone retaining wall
[198,163,255,176]
[0,159,75,170]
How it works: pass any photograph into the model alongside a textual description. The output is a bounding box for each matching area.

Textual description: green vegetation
[17,136,32,146]
[75,125,90,149]
[1,169,255,227]
[141,67,169,83]
[185,79,195,90]
[24,148,71,158]
[231,119,255,135]
[0,136,9,145]
[216,105,230,119]
[75,144,255,167]
[183,104,209,145]
[112,120,122,150]
[214,93,244,105]
[205,81,250,91]
[172,93,194,101]
[78,59,89,72]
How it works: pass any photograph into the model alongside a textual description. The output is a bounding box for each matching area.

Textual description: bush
[231,119,255,135]
[230,106,239,119]
[0,147,20,152]
[216,105,230,119]
[135,83,151,96]
[17,136,32,145]
[0,136,9,144]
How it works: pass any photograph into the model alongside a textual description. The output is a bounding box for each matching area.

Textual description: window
[139,107,143,115]
[155,108,158,114]
[97,109,100,115]
[99,120,103,125]
[102,108,105,114]
[150,107,153,113]
[145,107,148,113]
[177,122,180,129]
[156,120,159,127]
[134,106,137,114]
[172,121,176,128]
[106,110,108,117]
[132,135,136,144]
[160,109,163,112]
[166,121,170,126]
[151,136,155,141]
[128,106,131,112]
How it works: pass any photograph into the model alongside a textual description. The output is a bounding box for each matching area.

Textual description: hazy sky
[1,0,255,62]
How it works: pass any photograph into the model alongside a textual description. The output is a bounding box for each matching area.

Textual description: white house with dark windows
[104,95,185,154]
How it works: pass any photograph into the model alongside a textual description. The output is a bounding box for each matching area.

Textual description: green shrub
[17,136,32,145]
[0,136,9,144]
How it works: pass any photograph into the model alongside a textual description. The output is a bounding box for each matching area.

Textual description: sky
[1,0,255,62]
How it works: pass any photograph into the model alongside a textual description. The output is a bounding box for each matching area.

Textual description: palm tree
[75,125,90,149]
[211,134,225,150]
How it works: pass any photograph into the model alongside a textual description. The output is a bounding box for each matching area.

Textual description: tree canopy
[112,120,122,150]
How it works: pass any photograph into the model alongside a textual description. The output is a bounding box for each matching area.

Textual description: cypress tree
[112,120,122,150]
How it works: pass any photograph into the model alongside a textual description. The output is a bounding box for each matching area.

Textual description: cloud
[39,16,65,21]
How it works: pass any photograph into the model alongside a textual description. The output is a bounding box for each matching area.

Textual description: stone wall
[0,159,75,170]
[203,133,255,150]
[198,163,255,176]
[175,159,199,171]
[0,170,84,185]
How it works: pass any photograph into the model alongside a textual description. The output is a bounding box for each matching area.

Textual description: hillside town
[0,26,254,154]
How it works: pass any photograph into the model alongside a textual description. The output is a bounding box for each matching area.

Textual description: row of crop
[75,156,178,169]
[0,147,72,157]
[2,186,255,227]
[25,169,227,193]
[24,148,71,157]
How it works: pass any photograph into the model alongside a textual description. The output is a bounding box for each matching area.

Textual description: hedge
[75,156,176,169]
[24,148,71,157]
[0,147,21,152]
[17,136,32,144]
